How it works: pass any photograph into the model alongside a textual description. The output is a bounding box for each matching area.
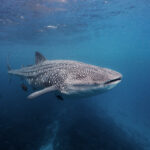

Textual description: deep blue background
[0,0,150,149]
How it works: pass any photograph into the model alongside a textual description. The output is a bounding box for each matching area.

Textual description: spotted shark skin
[8,52,122,99]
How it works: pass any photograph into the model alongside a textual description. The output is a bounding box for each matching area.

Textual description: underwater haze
[0,0,150,150]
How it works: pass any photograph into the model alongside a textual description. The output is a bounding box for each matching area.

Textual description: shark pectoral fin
[27,86,56,99]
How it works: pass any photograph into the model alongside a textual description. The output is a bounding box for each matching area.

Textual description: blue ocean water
[0,0,150,149]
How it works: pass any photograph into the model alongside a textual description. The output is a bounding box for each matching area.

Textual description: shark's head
[62,66,122,97]
[98,68,122,91]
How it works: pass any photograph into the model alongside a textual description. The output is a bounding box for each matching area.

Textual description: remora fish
[8,52,122,99]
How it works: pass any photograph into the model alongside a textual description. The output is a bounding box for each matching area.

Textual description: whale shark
[8,52,122,100]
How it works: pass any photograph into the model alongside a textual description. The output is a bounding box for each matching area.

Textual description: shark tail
[7,63,11,71]
[7,54,12,83]
[7,54,12,72]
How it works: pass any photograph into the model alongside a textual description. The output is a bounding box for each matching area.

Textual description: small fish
[56,95,64,101]
[21,83,28,91]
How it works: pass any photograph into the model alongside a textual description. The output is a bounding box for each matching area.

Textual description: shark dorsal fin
[35,51,46,65]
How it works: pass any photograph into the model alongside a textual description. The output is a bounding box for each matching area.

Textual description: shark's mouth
[104,77,122,85]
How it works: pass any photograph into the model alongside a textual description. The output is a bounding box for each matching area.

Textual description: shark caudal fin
[7,63,11,71]
[35,51,46,65]
[7,55,12,83]
[7,55,12,72]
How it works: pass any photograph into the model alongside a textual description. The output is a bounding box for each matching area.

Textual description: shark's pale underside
[8,52,122,100]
